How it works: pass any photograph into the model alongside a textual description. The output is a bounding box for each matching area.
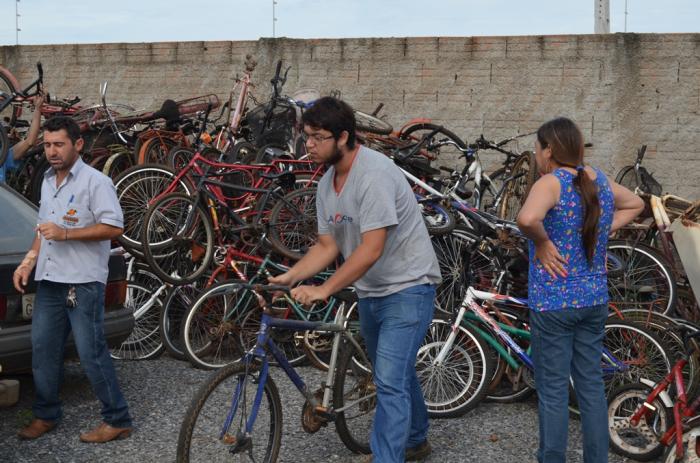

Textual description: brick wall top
[2,33,699,198]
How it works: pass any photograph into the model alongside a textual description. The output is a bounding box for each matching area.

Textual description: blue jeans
[31,280,132,428]
[358,283,435,463]
[530,304,609,463]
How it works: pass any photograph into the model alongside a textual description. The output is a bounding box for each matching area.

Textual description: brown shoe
[79,422,132,443]
[18,418,56,440]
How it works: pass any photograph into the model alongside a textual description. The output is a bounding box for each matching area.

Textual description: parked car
[0,183,133,374]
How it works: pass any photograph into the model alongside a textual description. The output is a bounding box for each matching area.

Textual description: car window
[0,185,38,255]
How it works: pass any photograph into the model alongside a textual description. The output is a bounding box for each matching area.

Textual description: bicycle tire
[0,125,8,168]
[181,281,255,370]
[166,145,195,171]
[416,317,494,418]
[142,193,214,286]
[160,277,210,361]
[176,361,283,463]
[615,165,638,192]
[498,151,536,221]
[138,136,179,165]
[109,283,164,360]
[354,110,392,135]
[113,164,193,250]
[607,240,678,315]
[333,335,374,454]
[416,194,456,236]
[267,187,318,261]
[102,151,134,179]
[0,66,21,127]
[399,123,467,163]
[28,155,49,205]
[607,382,669,461]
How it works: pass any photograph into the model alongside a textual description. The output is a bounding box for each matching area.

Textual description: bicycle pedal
[228,433,252,454]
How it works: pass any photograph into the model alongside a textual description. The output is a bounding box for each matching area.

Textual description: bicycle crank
[301,388,329,433]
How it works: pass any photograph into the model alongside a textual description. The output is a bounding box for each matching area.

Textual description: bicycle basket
[242,102,296,147]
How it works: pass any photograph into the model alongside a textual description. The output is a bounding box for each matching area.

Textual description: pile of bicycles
[5,55,700,462]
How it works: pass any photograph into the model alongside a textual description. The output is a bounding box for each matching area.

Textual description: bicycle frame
[436,287,629,380]
[148,150,322,208]
[629,355,700,457]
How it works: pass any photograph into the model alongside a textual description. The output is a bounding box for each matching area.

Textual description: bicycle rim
[416,319,492,417]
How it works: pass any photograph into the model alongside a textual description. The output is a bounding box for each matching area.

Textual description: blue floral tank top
[528,167,614,312]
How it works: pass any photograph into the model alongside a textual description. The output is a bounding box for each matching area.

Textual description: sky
[0,0,698,46]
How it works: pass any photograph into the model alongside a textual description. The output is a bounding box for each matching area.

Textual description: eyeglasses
[301,132,335,144]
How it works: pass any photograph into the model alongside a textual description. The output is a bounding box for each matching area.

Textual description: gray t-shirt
[316,145,441,298]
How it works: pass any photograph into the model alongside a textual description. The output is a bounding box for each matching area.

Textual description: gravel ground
[1,357,642,463]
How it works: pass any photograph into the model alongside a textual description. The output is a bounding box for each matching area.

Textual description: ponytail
[574,166,600,264]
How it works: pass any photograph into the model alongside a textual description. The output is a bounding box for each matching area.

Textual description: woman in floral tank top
[517,117,644,463]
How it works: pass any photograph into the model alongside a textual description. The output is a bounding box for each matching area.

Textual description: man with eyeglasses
[270,97,440,463]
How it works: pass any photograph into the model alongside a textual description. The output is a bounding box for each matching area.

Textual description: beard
[325,144,343,165]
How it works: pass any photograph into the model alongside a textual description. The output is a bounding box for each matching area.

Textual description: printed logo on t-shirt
[327,213,354,225]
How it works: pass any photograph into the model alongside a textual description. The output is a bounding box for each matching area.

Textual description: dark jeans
[31,280,132,428]
[530,304,609,463]
[358,283,435,463]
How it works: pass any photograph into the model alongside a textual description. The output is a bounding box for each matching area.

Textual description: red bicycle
[608,327,700,461]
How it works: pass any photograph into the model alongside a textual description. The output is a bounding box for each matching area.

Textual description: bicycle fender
[639,378,674,408]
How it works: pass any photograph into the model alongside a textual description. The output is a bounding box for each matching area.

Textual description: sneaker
[405,440,432,461]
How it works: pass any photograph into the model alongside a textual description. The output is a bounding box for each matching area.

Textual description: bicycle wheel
[302,300,361,372]
[498,151,536,221]
[102,151,134,179]
[142,193,214,285]
[110,283,164,360]
[167,146,196,171]
[333,334,374,455]
[181,281,255,370]
[416,195,456,236]
[176,361,283,463]
[661,418,700,462]
[430,227,497,315]
[416,318,494,418]
[399,123,466,163]
[354,110,392,135]
[607,382,669,461]
[608,308,700,397]
[615,165,639,192]
[138,136,178,165]
[160,276,211,360]
[607,240,677,315]
[114,164,193,250]
[0,67,21,127]
[267,187,318,261]
[602,320,672,397]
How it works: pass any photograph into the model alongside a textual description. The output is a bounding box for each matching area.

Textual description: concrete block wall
[2,33,699,198]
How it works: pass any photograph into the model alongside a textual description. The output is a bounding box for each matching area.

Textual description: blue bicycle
[176,284,374,462]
